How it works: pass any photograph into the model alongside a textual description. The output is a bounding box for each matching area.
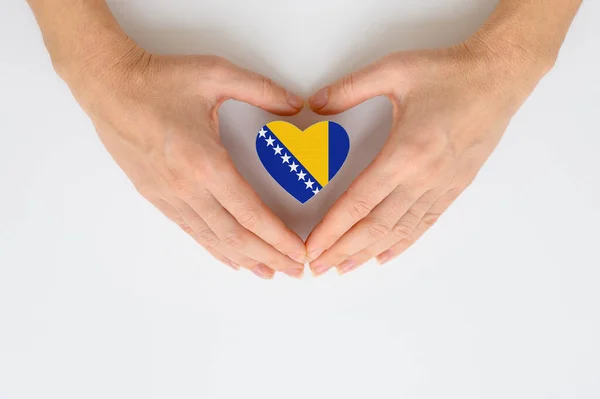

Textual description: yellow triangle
[266,121,329,187]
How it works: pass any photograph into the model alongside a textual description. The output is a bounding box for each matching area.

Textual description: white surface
[1,0,600,398]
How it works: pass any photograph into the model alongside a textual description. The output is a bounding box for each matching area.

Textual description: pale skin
[27,0,582,278]
[306,0,583,275]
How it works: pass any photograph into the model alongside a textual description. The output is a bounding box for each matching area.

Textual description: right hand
[61,39,307,279]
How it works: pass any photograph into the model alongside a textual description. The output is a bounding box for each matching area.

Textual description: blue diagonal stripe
[256,125,322,204]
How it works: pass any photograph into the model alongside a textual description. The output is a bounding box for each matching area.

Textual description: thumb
[308,58,398,115]
[217,60,304,116]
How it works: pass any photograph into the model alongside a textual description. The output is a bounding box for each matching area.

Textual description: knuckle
[392,221,413,238]
[326,231,343,242]
[259,75,275,97]
[163,154,183,177]
[365,217,393,239]
[222,231,247,250]
[346,196,374,221]
[408,140,436,160]
[188,152,212,179]
[405,136,447,162]
[424,158,446,177]
[163,150,195,190]
[388,189,414,210]
[422,213,441,227]
[196,228,220,248]
[163,149,216,196]
[203,148,232,177]
[340,73,356,99]
[401,209,422,227]
[237,210,260,230]
[427,157,456,183]
[204,56,230,80]
[169,175,193,198]
[350,201,371,220]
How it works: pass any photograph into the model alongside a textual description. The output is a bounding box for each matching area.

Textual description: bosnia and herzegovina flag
[256,121,350,203]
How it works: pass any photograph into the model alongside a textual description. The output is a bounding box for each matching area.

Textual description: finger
[172,199,281,279]
[205,247,240,271]
[143,189,278,279]
[205,154,307,263]
[204,242,277,279]
[376,189,461,264]
[369,155,478,265]
[309,187,424,276]
[207,247,277,279]
[308,57,400,115]
[217,59,304,116]
[180,192,305,274]
[149,198,240,271]
[305,147,406,262]
[334,190,441,274]
[177,201,296,279]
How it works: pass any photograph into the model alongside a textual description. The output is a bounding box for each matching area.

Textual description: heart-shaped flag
[256,121,350,203]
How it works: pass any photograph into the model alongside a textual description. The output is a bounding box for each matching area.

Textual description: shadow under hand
[219,98,393,240]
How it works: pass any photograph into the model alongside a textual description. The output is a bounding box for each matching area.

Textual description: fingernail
[307,248,324,262]
[309,87,329,110]
[284,267,305,279]
[289,252,306,264]
[311,263,332,277]
[376,250,394,265]
[251,264,275,279]
[337,260,358,275]
[286,91,305,109]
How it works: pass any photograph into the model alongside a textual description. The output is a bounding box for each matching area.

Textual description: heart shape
[256,121,350,203]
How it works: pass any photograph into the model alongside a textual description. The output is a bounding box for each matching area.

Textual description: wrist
[466,27,557,82]
[451,26,558,107]
[55,31,154,114]
[464,0,582,84]
[53,28,141,84]
[32,2,147,92]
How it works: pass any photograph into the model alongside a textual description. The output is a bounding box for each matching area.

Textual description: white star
[297,170,306,181]
[305,179,315,189]
[258,128,267,138]
[265,136,275,146]
[312,187,320,195]
[281,153,291,164]
[273,145,283,155]
[288,161,299,172]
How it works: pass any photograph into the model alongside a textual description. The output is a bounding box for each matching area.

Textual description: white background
[1,0,600,398]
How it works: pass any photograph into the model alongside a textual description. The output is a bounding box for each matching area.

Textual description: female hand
[306,33,555,276]
[62,40,307,279]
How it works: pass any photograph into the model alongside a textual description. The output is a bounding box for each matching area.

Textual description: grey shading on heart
[219,97,392,240]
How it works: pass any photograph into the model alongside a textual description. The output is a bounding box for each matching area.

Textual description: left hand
[306,36,553,276]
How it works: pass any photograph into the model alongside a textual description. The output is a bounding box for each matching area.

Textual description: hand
[62,39,307,279]
[305,34,553,276]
